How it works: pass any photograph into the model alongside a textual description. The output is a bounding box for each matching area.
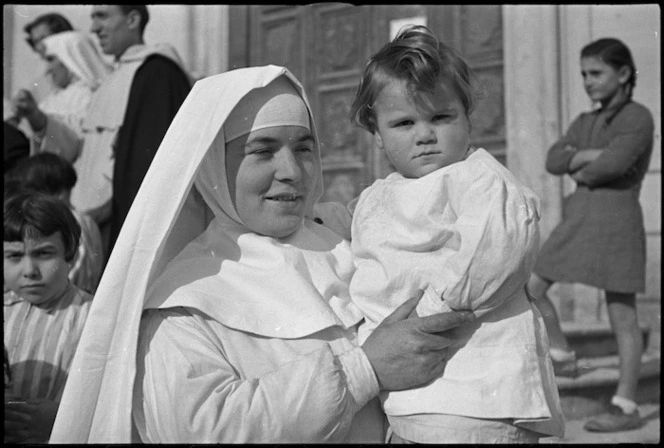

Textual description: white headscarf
[42,31,111,90]
[50,65,363,443]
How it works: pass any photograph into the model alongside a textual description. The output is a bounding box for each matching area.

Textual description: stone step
[555,348,661,419]
[561,321,651,358]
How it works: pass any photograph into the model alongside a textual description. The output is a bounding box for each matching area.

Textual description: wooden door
[229,4,505,206]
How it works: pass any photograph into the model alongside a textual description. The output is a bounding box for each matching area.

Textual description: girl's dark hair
[350,25,481,134]
[581,37,637,97]
[9,152,77,196]
[4,191,81,263]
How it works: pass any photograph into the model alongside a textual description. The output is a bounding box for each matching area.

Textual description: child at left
[4,191,94,444]
[6,152,104,294]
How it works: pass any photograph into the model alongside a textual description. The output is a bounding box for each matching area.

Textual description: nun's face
[226,125,318,238]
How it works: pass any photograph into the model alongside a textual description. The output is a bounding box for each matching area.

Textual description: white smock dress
[350,148,565,440]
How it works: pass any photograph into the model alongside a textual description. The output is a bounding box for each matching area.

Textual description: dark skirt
[534,185,646,293]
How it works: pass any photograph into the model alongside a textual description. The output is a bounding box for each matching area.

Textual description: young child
[7,152,104,293]
[348,25,564,443]
[4,191,94,443]
[528,38,654,432]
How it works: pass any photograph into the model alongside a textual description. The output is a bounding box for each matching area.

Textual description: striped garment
[3,282,93,401]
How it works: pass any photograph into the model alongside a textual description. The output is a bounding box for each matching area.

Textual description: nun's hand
[361,290,475,391]
[12,89,46,132]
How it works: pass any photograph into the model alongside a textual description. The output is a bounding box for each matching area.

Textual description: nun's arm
[29,113,83,163]
[134,307,377,443]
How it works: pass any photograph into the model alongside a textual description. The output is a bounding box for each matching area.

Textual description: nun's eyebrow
[295,134,315,143]
[246,137,279,145]
[246,134,315,145]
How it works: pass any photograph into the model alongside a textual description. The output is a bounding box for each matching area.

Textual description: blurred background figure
[528,37,654,433]
[11,30,112,162]
[21,13,74,102]
[5,153,104,294]
[4,191,93,443]
[32,5,191,262]
[3,116,30,175]
[24,12,72,57]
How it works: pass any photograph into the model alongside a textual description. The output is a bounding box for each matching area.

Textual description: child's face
[3,232,70,305]
[373,78,470,179]
[580,56,630,106]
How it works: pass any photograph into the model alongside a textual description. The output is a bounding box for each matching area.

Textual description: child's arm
[568,108,654,187]
[567,148,603,173]
[416,169,540,319]
[545,115,585,175]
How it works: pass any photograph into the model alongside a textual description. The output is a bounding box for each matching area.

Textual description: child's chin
[19,292,53,305]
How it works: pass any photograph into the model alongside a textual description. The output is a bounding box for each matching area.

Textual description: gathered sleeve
[571,106,654,187]
[134,307,379,443]
[416,169,540,318]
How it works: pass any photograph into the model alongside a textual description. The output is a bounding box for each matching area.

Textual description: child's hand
[4,398,58,443]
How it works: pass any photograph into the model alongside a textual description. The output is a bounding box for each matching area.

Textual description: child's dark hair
[4,191,81,263]
[8,153,77,197]
[350,25,480,134]
[581,37,637,97]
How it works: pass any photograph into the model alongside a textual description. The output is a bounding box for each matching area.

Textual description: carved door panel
[239,4,505,205]
[429,5,507,165]
[247,4,373,205]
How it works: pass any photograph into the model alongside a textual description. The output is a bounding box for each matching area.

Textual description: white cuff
[416,285,453,317]
[339,347,380,408]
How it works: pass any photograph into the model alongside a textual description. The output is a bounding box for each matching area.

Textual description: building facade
[4,4,660,323]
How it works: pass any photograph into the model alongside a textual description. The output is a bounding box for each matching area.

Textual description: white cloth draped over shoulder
[50,66,381,443]
[30,31,111,161]
[43,31,111,90]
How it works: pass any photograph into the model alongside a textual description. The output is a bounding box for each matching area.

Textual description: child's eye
[393,120,413,128]
[433,114,452,121]
[296,145,313,153]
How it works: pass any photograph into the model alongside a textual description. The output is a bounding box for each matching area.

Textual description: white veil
[42,31,111,90]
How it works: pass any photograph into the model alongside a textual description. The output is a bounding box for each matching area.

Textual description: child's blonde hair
[350,25,481,134]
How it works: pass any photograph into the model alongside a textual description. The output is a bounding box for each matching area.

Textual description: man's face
[28,22,53,57]
[90,5,136,58]
[4,232,71,305]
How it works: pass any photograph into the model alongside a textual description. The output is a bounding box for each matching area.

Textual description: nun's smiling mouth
[266,192,302,202]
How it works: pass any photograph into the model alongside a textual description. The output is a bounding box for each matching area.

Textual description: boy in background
[7,153,104,293]
[4,191,93,443]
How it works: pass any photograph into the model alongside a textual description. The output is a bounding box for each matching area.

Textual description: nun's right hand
[361,290,475,391]
[12,89,37,119]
